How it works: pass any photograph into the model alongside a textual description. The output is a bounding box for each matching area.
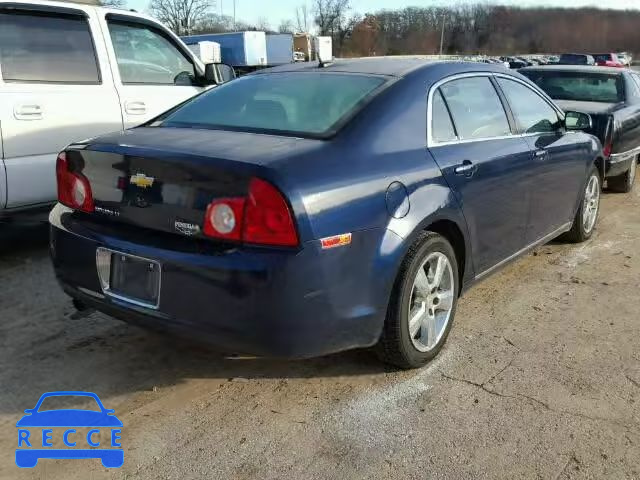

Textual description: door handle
[14,104,43,120]
[125,101,147,115]
[454,160,477,177]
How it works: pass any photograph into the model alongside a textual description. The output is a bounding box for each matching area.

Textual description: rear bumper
[49,205,388,358]
[605,153,634,178]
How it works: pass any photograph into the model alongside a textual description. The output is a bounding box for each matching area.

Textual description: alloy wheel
[408,252,455,352]
[583,175,600,234]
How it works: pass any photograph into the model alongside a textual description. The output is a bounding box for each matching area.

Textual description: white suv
[0,0,231,217]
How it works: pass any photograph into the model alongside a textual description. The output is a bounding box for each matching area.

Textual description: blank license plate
[108,253,160,307]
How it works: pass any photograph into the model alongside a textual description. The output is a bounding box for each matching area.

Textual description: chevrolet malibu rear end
[50,66,403,359]
[50,59,601,368]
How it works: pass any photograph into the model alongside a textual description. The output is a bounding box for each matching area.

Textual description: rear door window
[439,77,511,140]
[0,11,99,83]
[431,89,457,143]
[497,78,560,134]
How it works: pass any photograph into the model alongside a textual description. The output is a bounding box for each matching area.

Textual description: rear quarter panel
[612,77,640,155]
[271,69,472,331]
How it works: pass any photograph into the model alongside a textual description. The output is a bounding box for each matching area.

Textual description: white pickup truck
[0,0,232,217]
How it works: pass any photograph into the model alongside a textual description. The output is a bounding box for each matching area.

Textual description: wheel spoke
[409,302,426,338]
[414,267,430,297]
[429,256,446,289]
[435,290,454,312]
[421,313,437,349]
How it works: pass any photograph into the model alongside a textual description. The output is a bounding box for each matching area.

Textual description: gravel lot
[0,187,639,479]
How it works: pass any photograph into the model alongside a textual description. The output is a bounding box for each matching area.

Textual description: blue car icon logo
[16,391,123,468]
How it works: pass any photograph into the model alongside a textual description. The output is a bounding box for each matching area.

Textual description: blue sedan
[50,59,602,368]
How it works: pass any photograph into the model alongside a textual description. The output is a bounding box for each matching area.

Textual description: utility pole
[439,14,445,57]
[233,0,236,30]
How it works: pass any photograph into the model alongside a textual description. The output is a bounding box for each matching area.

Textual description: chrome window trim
[493,72,565,119]
[427,71,565,148]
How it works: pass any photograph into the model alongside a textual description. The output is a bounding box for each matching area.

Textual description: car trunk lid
[67,127,322,240]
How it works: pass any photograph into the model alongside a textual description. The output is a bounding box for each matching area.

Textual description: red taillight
[203,177,298,247]
[56,152,94,212]
[203,198,246,241]
[603,117,614,158]
[244,178,298,246]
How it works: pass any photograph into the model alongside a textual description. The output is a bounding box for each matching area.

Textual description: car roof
[521,65,625,74]
[254,57,509,78]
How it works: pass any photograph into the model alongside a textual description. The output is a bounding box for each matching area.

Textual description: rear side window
[497,78,559,134]
[559,54,592,65]
[439,77,511,140]
[0,12,99,83]
[156,72,387,136]
[593,54,612,63]
[431,89,457,143]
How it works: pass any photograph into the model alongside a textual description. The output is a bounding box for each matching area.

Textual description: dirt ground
[0,187,639,480]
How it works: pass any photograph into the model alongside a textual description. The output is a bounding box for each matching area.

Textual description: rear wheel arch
[425,219,466,292]
[594,156,605,183]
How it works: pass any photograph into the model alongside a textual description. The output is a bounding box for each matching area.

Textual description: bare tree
[295,4,309,32]
[314,0,348,36]
[190,12,234,34]
[255,16,271,32]
[149,0,215,35]
[279,19,295,34]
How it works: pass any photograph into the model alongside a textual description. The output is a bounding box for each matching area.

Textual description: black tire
[608,157,637,193]
[376,231,459,369]
[563,166,601,243]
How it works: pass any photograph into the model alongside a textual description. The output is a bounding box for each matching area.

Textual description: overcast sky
[127,0,640,28]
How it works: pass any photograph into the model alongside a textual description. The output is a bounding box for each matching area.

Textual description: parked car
[521,65,639,192]
[0,0,233,219]
[618,52,632,67]
[50,60,603,368]
[591,53,624,68]
[558,53,596,66]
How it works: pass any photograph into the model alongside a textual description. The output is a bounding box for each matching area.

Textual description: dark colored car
[50,60,603,368]
[501,56,528,69]
[591,53,624,68]
[558,54,596,66]
[521,65,639,192]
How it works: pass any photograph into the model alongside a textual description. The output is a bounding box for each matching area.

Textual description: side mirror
[565,111,593,130]
[204,63,236,86]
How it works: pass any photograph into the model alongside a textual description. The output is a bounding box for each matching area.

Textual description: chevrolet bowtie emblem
[130,173,154,188]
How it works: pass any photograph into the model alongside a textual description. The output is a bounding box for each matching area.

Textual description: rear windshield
[155,72,387,137]
[559,54,590,64]
[521,70,624,103]
[593,54,613,63]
